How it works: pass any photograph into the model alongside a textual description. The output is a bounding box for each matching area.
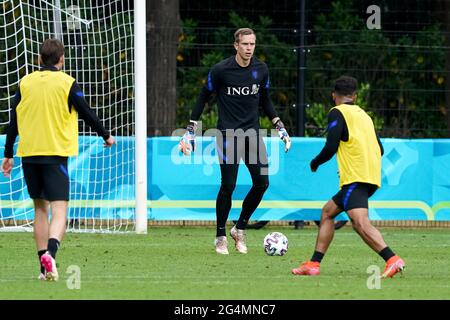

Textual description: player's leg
[345,183,405,278]
[22,162,48,279]
[39,200,67,282]
[40,162,70,281]
[34,199,50,279]
[236,135,269,229]
[215,134,239,254]
[314,199,343,255]
[347,207,405,277]
[347,208,387,252]
[34,199,50,250]
[48,200,68,245]
[231,135,269,253]
[292,199,342,276]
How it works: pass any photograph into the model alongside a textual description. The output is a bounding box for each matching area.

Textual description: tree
[147,0,180,136]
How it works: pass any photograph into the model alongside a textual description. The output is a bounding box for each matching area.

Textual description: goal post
[0,0,148,233]
[134,0,148,234]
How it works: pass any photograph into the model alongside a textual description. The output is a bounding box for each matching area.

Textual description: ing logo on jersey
[226,84,260,96]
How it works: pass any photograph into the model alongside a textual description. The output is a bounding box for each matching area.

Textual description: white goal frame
[0,0,148,234]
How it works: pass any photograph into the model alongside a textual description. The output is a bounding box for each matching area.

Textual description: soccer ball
[263,232,288,256]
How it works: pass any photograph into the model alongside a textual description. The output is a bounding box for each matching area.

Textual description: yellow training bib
[331,104,381,188]
[16,70,78,157]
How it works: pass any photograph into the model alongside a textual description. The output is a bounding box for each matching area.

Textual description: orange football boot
[291,261,321,276]
[382,255,405,278]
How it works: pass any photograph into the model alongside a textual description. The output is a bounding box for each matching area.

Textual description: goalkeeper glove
[179,120,197,156]
[272,117,291,153]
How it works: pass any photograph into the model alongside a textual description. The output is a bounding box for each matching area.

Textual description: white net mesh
[0,0,138,233]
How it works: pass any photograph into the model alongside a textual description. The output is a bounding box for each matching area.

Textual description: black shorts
[216,132,269,185]
[216,132,268,167]
[332,182,378,211]
[22,162,70,201]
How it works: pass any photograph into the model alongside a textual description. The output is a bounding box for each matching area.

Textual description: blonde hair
[234,28,256,43]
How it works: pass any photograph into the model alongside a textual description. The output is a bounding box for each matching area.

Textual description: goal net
[0,0,147,233]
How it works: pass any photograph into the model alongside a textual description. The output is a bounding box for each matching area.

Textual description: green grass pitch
[0,226,449,299]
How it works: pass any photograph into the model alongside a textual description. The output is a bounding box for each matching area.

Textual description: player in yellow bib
[292,76,405,278]
[1,39,115,281]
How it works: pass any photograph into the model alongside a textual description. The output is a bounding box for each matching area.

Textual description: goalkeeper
[179,28,291,255]
[1,39,115,281]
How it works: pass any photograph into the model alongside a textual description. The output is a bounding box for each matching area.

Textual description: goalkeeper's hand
[179,120,197,156]
[272,117,291,153]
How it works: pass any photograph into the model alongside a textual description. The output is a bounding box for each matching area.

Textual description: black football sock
[236,184,268,230]
[378,246,396,262]
[47,238,60,259]
[38,249,47,274]
[311,250,324,263]
[216,185,234,237]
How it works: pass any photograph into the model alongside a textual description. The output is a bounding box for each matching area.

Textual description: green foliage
[178,1,447,138]
[305,103,329,137]
[307,0,446,138]
[356,83,384,131]
[306,82,383,137]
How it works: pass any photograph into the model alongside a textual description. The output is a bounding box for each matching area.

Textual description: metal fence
[177,0,450,138]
